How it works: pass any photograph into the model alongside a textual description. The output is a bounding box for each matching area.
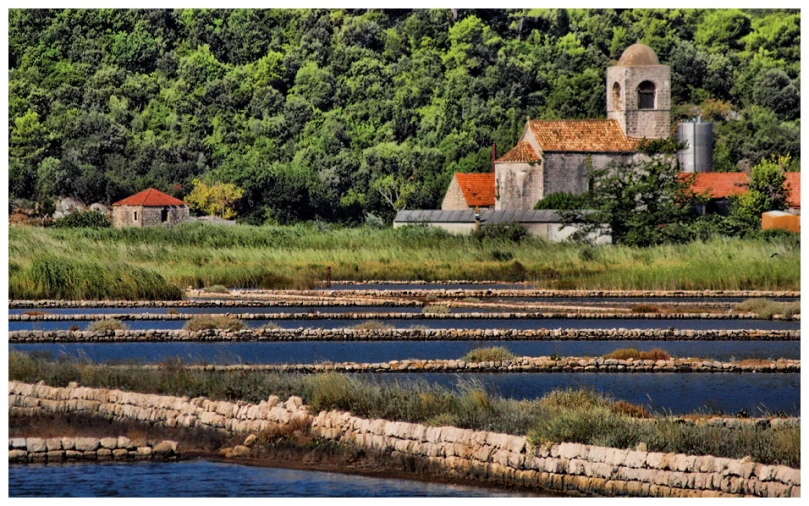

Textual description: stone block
[112,448,129,460]
[9,438,26,449]
[65,450,82,459]
[100,437,118,449]
[26,438,47,453]
[60,438,76,451]
[136,446,152,458]
[75,438,99,451]
[97,448,113,459]
[9,449,28,462]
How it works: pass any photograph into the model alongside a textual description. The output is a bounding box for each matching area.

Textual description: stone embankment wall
[131,357,801,374]
[10,311,795,321]
[8,436,179,463]
[11,299,421,309]
[10,298,767,310]
[8,381,800,497]
[234,288,800,299]
[9,328,799,343]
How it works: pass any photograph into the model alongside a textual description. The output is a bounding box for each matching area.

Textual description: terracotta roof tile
[683,172,800,209]
[681,173,749,199]
[785,172,800,209]
[454,173,495,207]
[495,141,540,163]
[529,119,640,152]
[113,188,188,207]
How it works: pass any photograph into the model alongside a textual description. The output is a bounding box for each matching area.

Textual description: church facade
[442,43,671,211]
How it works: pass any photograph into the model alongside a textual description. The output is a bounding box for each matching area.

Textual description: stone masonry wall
[9,436,179,464]
[8,381,800,497]
[441,177,471,210]
[9,328,798,343]
[495,161,543,210]
[128,357,799,374]
[112,205,189,228]
[542,153,633,197]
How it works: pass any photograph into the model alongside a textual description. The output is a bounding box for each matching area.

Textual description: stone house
[111,188,190,228]
[441,173,496,210]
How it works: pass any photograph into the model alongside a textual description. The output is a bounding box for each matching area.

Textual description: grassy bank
[10,351,799,467]
[8,223,799,299]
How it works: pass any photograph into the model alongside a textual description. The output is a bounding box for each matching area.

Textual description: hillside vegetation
[9,9,800,224]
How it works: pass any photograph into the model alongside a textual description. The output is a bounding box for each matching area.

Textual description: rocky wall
[8,436,179,464]
[10,311,794,321]
[126,357,800,374]
[9,328,799,343]
[8,381,800,497]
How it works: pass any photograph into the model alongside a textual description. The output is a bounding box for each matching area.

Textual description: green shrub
[534,192,590,210]
[203,284,229,293]
[183,315,247,331]
[51,211,110,229]
[259,322,282,330]
[86,319,128,332]
[736,298,800,319]
[463,346,515,363]
[630,304,659,313]
[473,223,528,243]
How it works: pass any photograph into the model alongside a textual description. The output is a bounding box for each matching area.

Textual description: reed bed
[8,223,800,300]
[9,351,799,467]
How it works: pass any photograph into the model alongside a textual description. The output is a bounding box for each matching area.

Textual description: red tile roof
[785,172,800,209]
[113,188,188,207]
[683,173,749,199]
[455,173,495,207]
[529,119,640,152]
[495,141,540,163]
[681,172,800,209]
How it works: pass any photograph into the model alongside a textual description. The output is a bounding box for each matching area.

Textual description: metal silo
[676,117,713,173]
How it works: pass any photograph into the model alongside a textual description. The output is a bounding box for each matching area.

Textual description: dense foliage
[9,9,800,224]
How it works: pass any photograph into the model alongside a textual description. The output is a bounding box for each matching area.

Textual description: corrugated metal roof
[395,209,566,224]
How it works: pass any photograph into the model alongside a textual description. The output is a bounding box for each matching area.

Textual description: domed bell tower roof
[616,43,660,66]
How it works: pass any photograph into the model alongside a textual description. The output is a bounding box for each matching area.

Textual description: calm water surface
[8,460,531,497]
[359,372,800,416]
[11,340,799,364]
[9,318,798,332]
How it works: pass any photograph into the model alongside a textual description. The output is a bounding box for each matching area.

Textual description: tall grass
[463,346,516,363]
[9,352,799,467]
[8,223,800,300]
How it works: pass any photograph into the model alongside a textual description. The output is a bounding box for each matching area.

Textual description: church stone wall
[495,162,543,210]
[543,153,632,197]
[112,205,190,228]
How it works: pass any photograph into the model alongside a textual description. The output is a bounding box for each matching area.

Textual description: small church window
[612,82,621,110]
[638,81,656,109]
[161,209,169,222]
[133,211,138,221]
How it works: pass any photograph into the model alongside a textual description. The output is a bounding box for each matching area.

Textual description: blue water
[360,372,800,416]
[8,460,530,497]
[9,318,799,332]
[10,340,799,364]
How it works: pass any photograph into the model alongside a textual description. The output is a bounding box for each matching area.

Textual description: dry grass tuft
[183,315,247,332]
[603,348,671,361]
[86,319,128,332]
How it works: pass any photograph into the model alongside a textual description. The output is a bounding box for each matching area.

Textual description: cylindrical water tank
[677,118,713,173]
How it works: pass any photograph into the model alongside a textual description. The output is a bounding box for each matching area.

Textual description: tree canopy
[8,8,801,224]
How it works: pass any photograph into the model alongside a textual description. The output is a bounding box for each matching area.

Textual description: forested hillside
[8,9,800,224]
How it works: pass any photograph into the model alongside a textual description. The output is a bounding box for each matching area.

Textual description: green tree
[185,178,245,219]
[560,140,699,246]
[730,156,790,225]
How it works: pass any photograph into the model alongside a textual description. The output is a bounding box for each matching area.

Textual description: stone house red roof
[454,173,496,207]
[113,188,188,207]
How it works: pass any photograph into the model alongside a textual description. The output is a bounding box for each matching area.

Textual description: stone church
[442,43,671,211]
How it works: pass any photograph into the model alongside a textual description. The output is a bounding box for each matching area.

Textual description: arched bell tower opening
[611,82,621,111]
[607,43,671,139]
